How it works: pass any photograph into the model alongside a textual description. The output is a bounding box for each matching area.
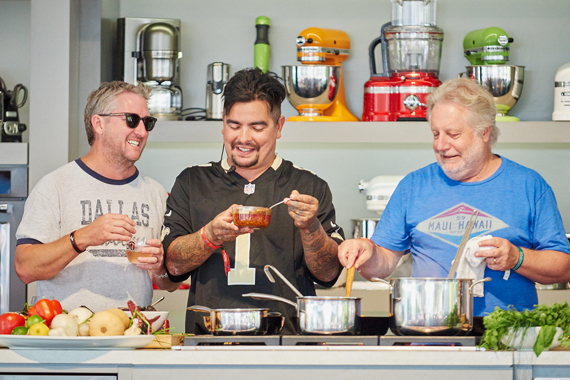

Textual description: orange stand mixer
[282,28,359,121]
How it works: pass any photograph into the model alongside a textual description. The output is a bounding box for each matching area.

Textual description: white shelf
[147,121,570,144]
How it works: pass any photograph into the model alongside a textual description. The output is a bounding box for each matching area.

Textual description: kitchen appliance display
[552,62,570,121]
[282,28,359,122]
[206,62,230,120]
[362,0,444,122]
[0,164,28,315]
[462,27,524,122]
[115,18,183,120]
[0,77,28,143]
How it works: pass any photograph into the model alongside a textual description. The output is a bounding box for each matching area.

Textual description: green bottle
[254,16,270,73]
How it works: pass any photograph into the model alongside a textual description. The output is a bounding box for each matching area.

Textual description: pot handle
[264,265,304,298]
[242,292,298,309]
[370,277,392,290]
[187,305,212,313]
[469,277,492,293]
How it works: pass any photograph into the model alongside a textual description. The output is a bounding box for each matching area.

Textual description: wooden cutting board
[142,334,185,349]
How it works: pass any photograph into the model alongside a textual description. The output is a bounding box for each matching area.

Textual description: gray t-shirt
[16,159,167,312]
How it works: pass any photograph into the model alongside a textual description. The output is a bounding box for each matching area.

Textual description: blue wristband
[512,247,524,271]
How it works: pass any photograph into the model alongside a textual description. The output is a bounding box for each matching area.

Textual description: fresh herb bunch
[479,301,570,356]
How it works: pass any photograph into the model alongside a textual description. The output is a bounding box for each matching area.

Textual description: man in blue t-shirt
[338,78,570,316]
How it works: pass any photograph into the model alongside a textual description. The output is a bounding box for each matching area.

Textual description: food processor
[115,18,183,120]
[462,27,524,122]
[552,62,570,121]
[362,0,444,122]
[282,27,359,122]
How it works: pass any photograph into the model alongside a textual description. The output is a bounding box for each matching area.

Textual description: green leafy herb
[479,301,570,356]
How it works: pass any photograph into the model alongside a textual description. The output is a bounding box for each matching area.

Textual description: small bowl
[501,326,564,351]
[232,206,272,229]
[127,310,169,332]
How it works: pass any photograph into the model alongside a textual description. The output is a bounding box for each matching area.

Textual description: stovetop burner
[380,336,477,346]
[184,335,280,346]
[282,335,378,346]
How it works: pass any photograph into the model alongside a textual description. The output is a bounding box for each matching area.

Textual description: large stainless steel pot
[243,293,361,335]
[372,277,490,336]
[187,305,268,335]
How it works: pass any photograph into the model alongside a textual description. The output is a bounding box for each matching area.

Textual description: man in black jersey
[162,68,345,334]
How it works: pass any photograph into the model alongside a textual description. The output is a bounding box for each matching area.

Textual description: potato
[105,308,130,330]
[88,311,125,336]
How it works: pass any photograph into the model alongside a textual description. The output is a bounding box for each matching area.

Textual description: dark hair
[223,68,286,123]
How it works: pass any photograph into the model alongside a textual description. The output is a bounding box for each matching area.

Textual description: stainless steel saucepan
[371,277,491,336]
[242,265,361,335]
[187,305,269,335]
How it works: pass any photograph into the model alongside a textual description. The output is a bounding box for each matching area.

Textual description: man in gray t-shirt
[15,81,180,312]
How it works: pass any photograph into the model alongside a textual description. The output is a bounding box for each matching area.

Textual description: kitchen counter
[1,345,569,380]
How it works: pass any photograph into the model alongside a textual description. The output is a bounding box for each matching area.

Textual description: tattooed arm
[286,190,341,283]
[165,205,253,276]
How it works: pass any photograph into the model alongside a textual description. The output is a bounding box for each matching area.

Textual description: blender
[115,18,183,120]
[282,27,359,122]
[362,0,444,122]
[462,27,525,122]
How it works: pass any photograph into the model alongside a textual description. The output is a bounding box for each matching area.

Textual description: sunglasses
[98,113,157,131]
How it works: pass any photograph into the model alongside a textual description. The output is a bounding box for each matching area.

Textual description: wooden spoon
[345,267,356,297]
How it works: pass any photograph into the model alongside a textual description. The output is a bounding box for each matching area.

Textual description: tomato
[34,299,62,327]
[26,314,44,329]
[11,326,28,335]
[28,305,38,317]
[0,313,26,335]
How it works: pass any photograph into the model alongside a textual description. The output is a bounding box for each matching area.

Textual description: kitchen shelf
[147,121,570,144]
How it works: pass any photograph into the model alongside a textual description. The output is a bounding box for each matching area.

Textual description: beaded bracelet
[512,247,524,271]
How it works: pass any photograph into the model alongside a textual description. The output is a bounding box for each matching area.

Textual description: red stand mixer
[362,0,444,122]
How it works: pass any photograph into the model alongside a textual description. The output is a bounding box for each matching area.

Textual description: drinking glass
[126,227,155,264]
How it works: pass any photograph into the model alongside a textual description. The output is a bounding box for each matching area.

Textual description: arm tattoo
[165,232,216,276]
[301,223,341,283]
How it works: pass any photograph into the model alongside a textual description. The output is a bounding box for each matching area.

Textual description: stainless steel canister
[206,62,230,120]
[351,218,379,239]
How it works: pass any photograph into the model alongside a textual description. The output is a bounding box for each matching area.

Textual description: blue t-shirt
[372,156,570,316]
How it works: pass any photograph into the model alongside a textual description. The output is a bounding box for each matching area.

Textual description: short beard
[230,153,258,168]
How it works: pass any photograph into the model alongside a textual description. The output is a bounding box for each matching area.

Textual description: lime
[11,326,28,335]
[26,314,44,328]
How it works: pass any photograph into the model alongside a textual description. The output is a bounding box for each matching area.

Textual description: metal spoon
[269,198,290,209]
[150,296,165,308]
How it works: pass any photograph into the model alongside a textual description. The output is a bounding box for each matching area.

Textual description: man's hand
[285,190,319,231]
[77,213,136,250]
[475,236,519,271]
[204,204,254,246]
[135,238,165,272]
[338,238,375,271]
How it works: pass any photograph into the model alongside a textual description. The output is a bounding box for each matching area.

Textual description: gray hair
[84,81,151,145]
[426,78,499,146]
